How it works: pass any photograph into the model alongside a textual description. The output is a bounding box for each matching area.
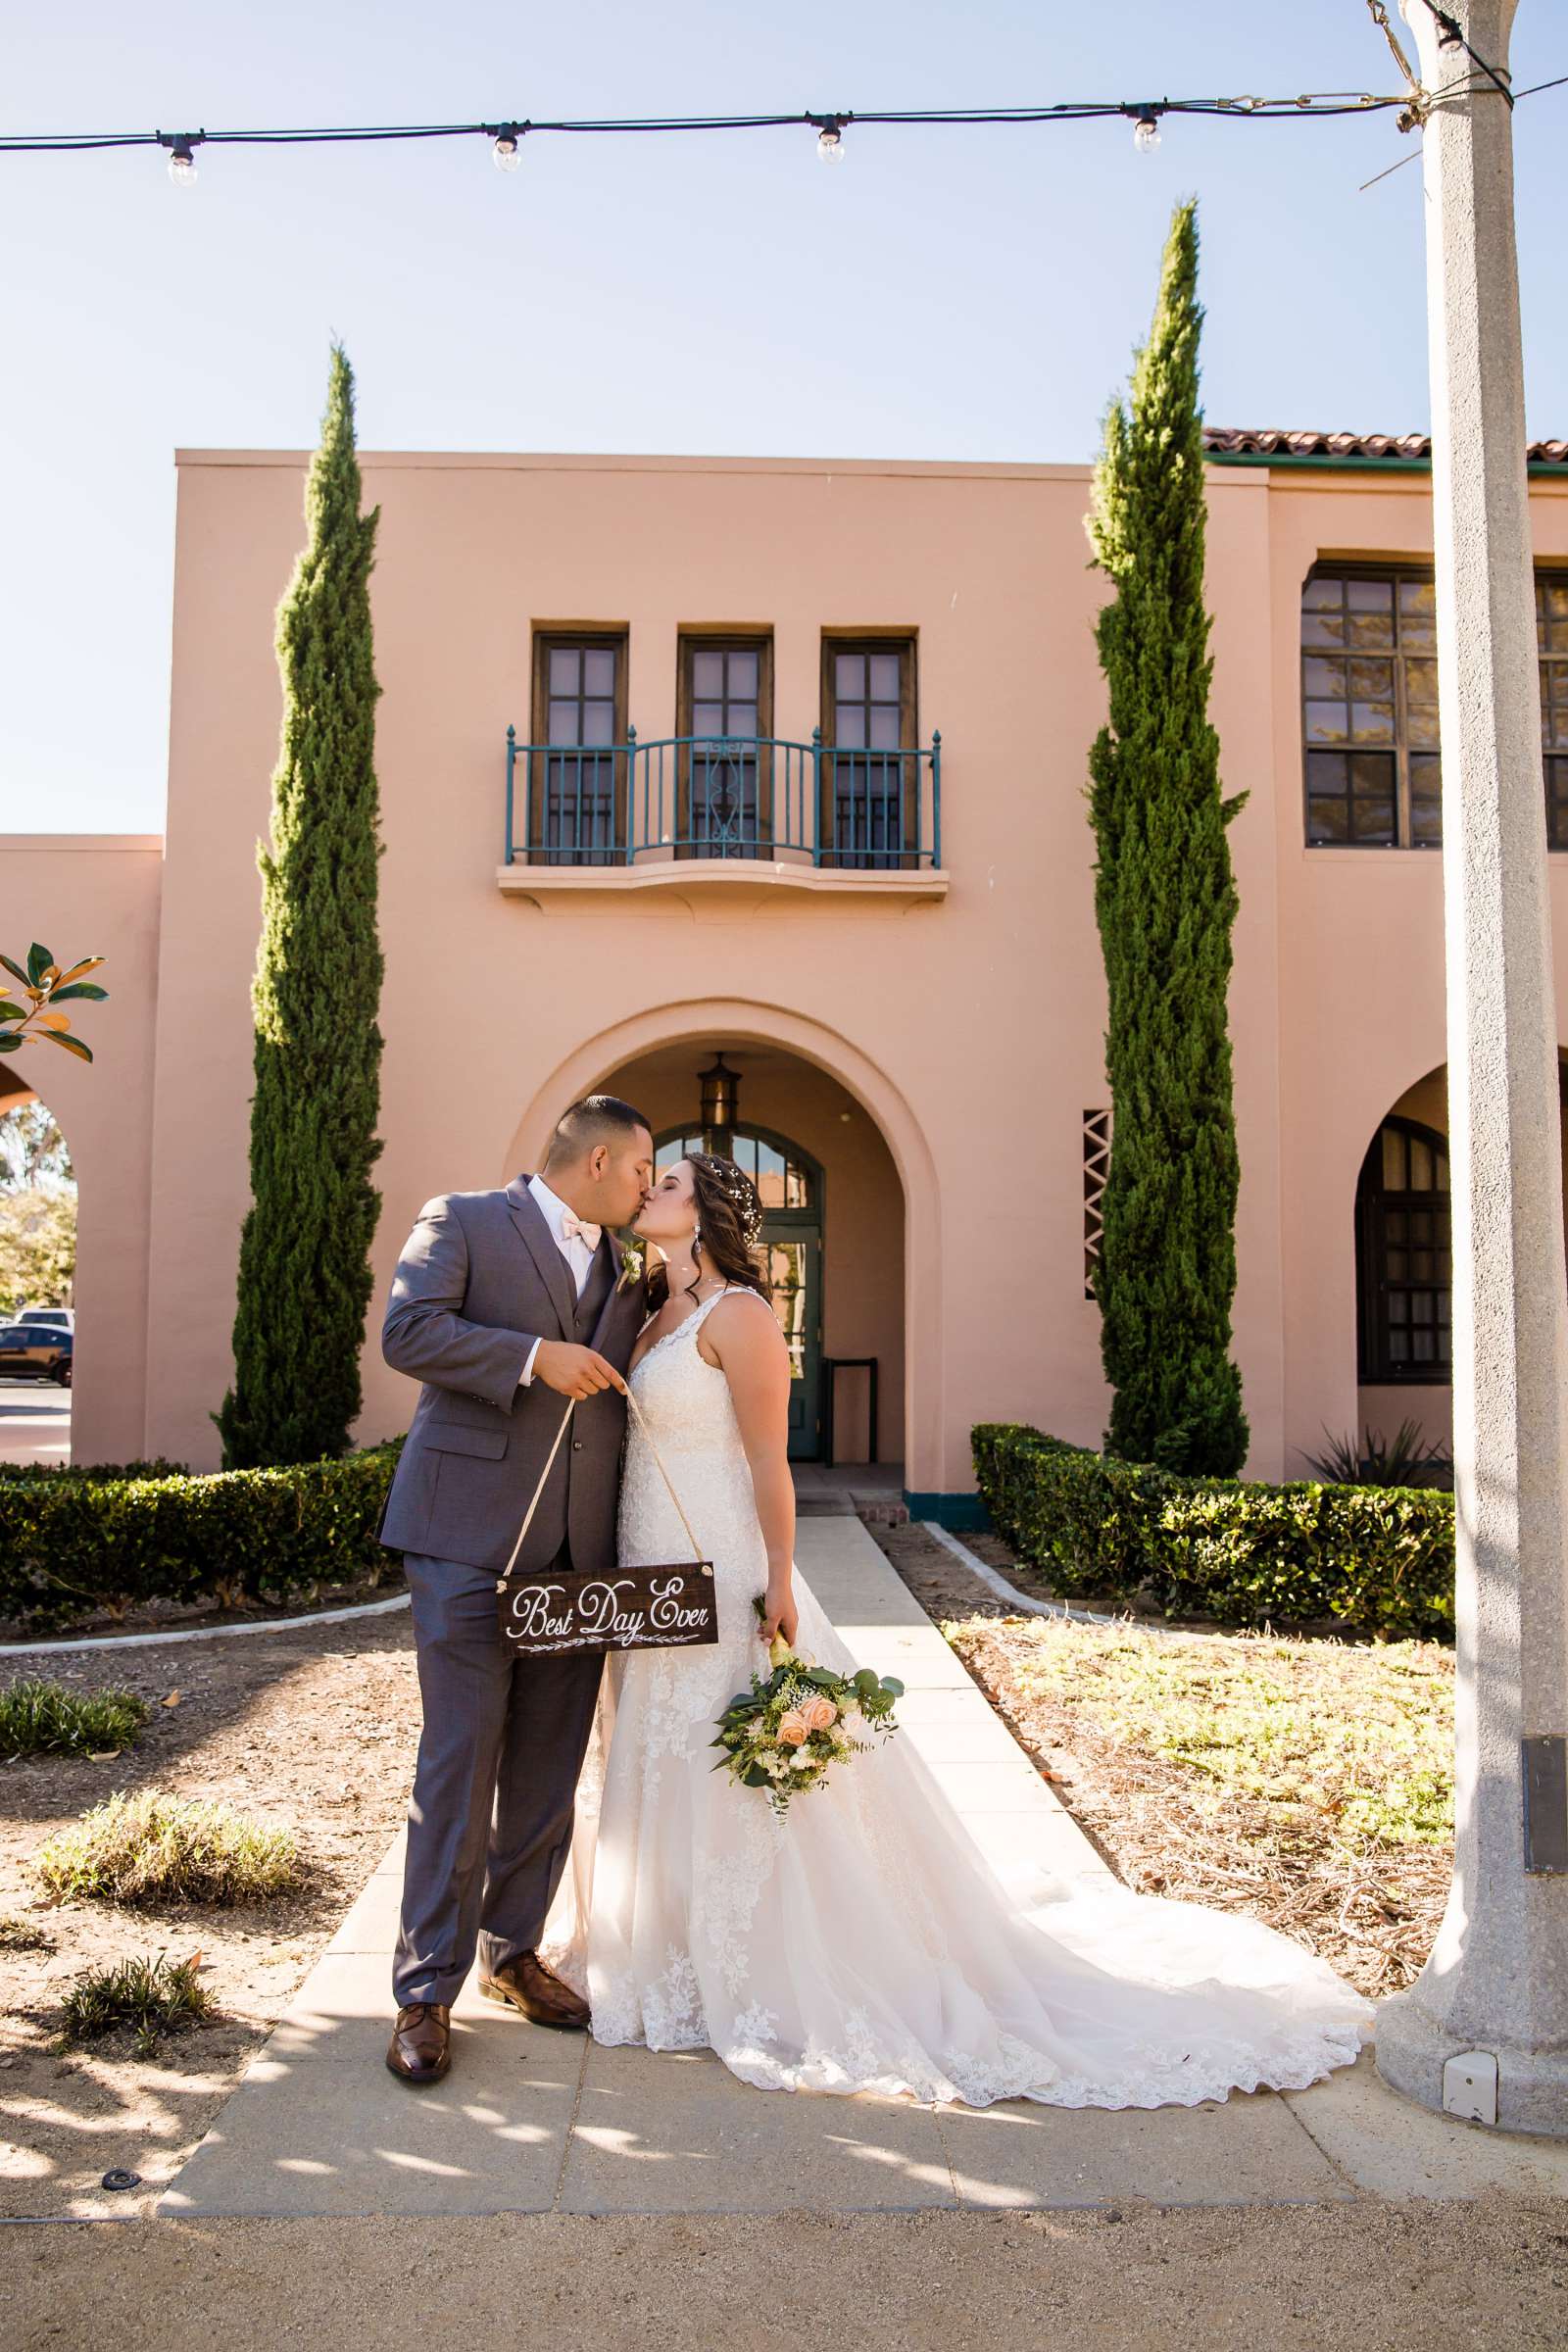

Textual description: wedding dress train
[542,1287,1370,2109]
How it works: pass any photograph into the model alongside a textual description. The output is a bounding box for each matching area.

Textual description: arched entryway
[655,1121,825,1458]
[1352,1054,1568,1448]
[506,1003,929,1478]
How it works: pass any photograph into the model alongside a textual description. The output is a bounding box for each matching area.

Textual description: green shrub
[0,1677,149,1756]
[971,1422,1454,1641]
[60,1950,214,2056]
[0,1439,403,1631]
[34,1788,304,1907]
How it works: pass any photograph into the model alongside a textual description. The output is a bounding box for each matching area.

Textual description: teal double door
[654,1122,825,1460]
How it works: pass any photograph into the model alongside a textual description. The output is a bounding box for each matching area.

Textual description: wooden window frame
[818,633,919,869]
[675,632,775,859]
[1355,1115,1453,1385]
[1300,564,1440,852]
[527,628,629,866]
[1303,564,1568,854]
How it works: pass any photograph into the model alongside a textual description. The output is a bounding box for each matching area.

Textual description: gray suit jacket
[378,1176,646,1575]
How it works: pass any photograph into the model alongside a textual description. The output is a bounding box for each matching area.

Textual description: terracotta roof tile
[1203,426,1568,466]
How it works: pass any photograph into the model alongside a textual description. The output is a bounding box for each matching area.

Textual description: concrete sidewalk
[158,1520,1568,2220]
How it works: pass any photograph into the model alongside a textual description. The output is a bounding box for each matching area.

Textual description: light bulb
[1133,112,1161,155]
[168,140,198,187]
[493,130,522,173]
[816,125,845,166]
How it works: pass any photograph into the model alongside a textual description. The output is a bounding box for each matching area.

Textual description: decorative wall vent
[1083,1107,1111,1300]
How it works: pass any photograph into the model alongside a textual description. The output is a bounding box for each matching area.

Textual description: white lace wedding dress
[542,1287,1370,2108]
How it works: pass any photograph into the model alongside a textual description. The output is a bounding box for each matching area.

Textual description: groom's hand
[532,1341,627,1400]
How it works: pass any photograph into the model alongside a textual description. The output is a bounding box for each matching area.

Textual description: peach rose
[776,1711,810,1747]
[800,1695,839,1734]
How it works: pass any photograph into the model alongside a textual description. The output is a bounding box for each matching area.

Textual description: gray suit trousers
[393,1548,603,2007]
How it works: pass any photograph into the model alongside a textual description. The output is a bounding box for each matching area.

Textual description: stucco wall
[0,836,162,1462]
[120,445,1568,1492]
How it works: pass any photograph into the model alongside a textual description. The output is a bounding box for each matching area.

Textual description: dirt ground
[0,1609,421,2219]
[7,2198,1568,2352]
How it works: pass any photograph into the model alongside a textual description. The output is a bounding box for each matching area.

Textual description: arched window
[655,1126,815,1212]
[1355,1116,1451,1383]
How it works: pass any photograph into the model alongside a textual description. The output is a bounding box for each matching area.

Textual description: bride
[543,1151,1370,2109]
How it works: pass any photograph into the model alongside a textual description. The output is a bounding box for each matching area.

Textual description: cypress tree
[1085,201,1249,1477]
[216,345,384,1467]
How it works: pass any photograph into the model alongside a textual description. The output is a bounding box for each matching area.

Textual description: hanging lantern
[699,1053,740,1154]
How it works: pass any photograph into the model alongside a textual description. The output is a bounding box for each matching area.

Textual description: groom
[377,1094,655,2086]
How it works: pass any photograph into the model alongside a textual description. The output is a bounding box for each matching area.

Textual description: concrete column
[1378,0,1568,2134]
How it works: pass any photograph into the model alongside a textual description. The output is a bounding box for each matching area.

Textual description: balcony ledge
[496,858,950,900]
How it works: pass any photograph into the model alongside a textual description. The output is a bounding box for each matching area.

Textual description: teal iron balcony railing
[504,729,942,871]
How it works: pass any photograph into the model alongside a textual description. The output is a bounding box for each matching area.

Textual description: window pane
[1306,795,1349,844]
[1351,797,1396,845]
[1383,1127,1407,1187]
[728,702,759,739]
[1304,700,1348,744]
[869,652,902,702]
[869,707,901,751]
[1348,577,1396,612]
[1302,576,1343,610]
[693,701,724,736]
[835,652,865,699]
[1410,1135,1434,1191]
[1303,657,1348,698]
[1348,610,1396,650]
[1301,611,1348,647]
[582,648,616,697]
[837,706,865,749]
[728,650,759,695]
[580,701,613,747]
[548,698,581,745]
[1348,658,1395,699]
[549,648,580,695]
[1350,701,1396,744]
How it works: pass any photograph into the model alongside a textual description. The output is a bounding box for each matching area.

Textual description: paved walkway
[159,1521,1568,2220]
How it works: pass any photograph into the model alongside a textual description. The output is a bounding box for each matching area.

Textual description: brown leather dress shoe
[479,1951,590,2031]
[385,2000,452,2084]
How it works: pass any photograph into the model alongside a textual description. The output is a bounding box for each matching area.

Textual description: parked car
[16,1306,74,1333]
[0,1324,73,1387]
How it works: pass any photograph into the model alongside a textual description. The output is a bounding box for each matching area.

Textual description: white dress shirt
[517,1172,601,1387]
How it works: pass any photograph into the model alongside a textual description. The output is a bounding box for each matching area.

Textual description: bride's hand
[758,1583,799,1649]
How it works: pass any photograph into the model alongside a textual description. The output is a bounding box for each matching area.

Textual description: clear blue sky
[7,0,1564,834]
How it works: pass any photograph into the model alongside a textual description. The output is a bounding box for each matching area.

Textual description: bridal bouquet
[710,1600,905,1818]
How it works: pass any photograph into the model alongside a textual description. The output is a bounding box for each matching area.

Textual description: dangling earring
[692,1219,702,1259]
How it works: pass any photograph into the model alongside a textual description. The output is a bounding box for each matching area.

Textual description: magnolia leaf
[37,1030,92,1063]
[25,944,53,988]
[0,1002,28,1022]
[55,957,106,987]
[48,983,108,1004]
[0,954,29,989]
[0,1037,22,1054]
[35,1012,71,1033]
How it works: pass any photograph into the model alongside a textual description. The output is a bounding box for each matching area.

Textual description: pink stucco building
[8,431,1568,1513]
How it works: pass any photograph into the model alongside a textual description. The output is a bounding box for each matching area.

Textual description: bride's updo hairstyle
[649,1152,771,1310]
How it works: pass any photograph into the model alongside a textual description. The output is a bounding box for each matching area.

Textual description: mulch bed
[868,1520,1450,2002]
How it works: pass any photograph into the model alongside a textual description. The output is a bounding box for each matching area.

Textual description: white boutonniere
[615,1238,646,1294]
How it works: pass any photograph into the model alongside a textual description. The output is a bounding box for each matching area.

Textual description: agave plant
[0,944,109,1064]
[1303,1418,1453,1489]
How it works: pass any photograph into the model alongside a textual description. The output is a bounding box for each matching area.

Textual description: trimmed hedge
[971,1423,1454,1641]
[0,1443,404,1632]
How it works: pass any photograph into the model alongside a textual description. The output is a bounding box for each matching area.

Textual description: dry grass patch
[33,1788,304,1908]
[943,1612,1452,2000]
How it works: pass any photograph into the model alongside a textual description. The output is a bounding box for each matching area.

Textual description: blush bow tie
[561,1213,602,1250]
